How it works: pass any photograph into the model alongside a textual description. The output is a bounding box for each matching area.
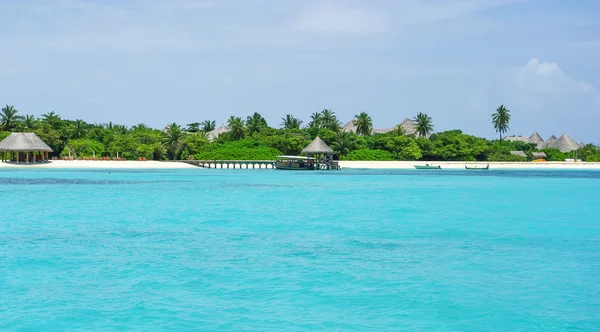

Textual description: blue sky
[1,0,599,143]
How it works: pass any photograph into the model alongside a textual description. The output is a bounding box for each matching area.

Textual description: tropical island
[1,104,598,164]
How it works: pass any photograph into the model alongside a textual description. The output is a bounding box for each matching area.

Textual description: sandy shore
[1,160,599,170]
[339,161,600,170]
[0,160,197,169]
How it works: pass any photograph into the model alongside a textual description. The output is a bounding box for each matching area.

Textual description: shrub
[343,149,395,161]
[487,152,527,162]
[195,139,281,160]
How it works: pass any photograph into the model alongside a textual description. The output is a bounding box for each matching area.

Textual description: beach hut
[542,135,557,148]
[505,135,529,143]
[0,132,53,163]
[529,131,545,148]
[531,152,547,160]
[342,120,358,134]
[510,151,527,158]
[399,118,418,136]
[207,125,229,142]
[545,134,579,153]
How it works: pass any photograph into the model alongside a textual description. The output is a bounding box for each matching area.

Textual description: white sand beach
[0,160,197,169]
[1,160,599,170]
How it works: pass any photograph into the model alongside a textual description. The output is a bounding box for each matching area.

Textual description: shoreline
[1,160,600,170]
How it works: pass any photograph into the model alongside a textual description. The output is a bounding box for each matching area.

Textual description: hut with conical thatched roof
[301,136,334,155]
[529,131,545,148]
[207,125,229,142]
[542,135,557,148]
[399,118,417,136]
[342,120,357,134]
[0,132,53,163]
[546,134,580,153]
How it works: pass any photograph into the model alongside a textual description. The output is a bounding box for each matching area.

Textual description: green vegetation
[0,104,596,162]
[343,149,395,161]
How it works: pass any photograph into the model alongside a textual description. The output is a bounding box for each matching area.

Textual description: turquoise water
[1,168,599,331]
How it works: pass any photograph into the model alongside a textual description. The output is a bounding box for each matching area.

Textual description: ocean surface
[1,168,599,331]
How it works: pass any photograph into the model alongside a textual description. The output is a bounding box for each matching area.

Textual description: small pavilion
[301,136,334,160]
[300,136,341,170]
[0,132,53,163]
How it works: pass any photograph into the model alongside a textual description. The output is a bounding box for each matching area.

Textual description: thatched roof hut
[0,132,52,152]
[301,136,334,155]
[546,134,579,153]
[342,120,357,133]
[399,118,417,136]
[529,131,545,148]
[207,125,229,142]
[510,151,527,158]
[531,152,547,159]
[0,132,52,163]
[505,136,528,143]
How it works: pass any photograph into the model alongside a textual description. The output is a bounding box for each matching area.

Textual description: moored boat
[465,164,489,170]
[414,164,441,169]
[274,156,316,170]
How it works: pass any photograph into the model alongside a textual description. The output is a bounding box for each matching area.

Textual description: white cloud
[515,57,596,94]
[293,3,389,36]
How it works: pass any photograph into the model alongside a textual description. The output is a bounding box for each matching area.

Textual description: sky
[1,0,599,143]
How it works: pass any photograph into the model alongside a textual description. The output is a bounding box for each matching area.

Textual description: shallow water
[1,169,599,331]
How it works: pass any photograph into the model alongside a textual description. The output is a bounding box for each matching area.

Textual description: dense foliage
[1,105,597,162]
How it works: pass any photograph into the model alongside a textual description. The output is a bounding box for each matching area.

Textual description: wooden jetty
[170,159,340,170]
[179,160,276,169]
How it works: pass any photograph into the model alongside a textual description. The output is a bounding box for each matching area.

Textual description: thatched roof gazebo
[0,132,53,163]
[301,136,334,155]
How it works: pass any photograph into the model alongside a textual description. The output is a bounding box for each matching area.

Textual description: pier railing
[176,160,276,169]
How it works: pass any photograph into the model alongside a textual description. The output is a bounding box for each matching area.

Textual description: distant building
[342,117,419,136]
[207,125,229,142]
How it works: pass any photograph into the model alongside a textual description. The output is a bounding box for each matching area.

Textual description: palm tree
[327,119,342,133]
[41,111,62,129]
[163,123,185,160]
[132,123,150,131]
[227,116,246,140]
[492,105,511,141]
[70,119,88,139]
[186,122,201,133]
[200,120,216,132]
[392,124,406,136]
[246,112,267,136]
[281,114,303,130]
[413,112,434,138]
[353,112,373,136]
[330,132,353,156]
[1,105,24,131]
[321,109,336,127]
[309,112,323,128]
[23,115,39,130]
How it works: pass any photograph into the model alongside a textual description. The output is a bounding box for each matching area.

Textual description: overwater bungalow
[0,132,53,163]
